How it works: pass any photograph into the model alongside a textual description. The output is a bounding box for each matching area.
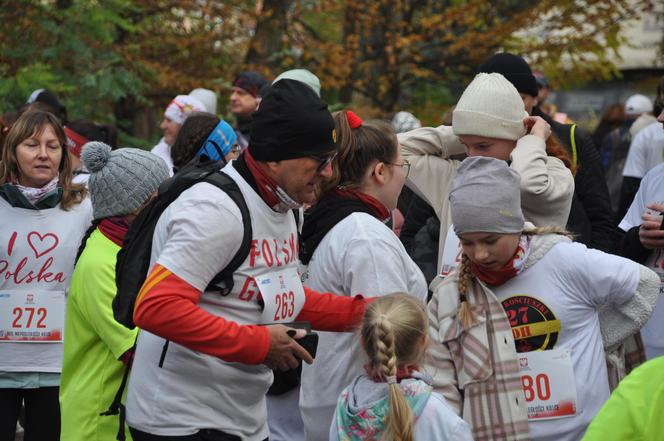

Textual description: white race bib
[441,224,462,277]
[255,268,306,324]
[518,348,577,420]
[0,290,65,342]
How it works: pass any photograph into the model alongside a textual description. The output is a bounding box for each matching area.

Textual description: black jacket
[534,107,615,252]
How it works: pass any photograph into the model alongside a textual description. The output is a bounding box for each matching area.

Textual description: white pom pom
[81,141,112,172]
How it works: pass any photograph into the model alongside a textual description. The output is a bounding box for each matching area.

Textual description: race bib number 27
[0,290,65,342]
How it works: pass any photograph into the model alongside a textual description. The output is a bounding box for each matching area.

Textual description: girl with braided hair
[426,156,659,441]
[330,293,472,441]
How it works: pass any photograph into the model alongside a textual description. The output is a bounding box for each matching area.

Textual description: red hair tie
[346,110,363,129]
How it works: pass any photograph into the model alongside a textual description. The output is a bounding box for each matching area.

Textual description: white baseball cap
[625,94,653,116]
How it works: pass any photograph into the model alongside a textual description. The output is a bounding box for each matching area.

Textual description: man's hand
[263,325,314,371]
[639,203,664,249]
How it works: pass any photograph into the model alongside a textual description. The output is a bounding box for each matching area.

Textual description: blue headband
[197,120,238,161]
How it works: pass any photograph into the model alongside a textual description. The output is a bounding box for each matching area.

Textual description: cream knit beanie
[453,72,528,141]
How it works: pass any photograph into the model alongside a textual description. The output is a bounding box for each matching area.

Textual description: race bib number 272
[0,290,65,342]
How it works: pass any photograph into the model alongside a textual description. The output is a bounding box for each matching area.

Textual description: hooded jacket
[329,372,473,441]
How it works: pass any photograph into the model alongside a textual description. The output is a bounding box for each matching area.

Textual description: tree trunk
[245,0,294,71]
[339,2,360,103]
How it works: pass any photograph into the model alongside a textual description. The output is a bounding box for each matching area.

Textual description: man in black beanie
[125,78,372,441]
[230,70,268,149]
[479,52,614,253]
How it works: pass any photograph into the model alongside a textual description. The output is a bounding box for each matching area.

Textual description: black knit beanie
[478,53,538,98]
[233,71,268,97]
[249,79,336,162]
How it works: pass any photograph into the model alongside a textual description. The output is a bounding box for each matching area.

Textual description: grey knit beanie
[273,69,321,97]
[453,72,528,141]
[81,142,169,219]
[450,156,524,235]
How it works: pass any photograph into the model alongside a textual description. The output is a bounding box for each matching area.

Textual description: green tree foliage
[0,0,144,120]
[287,0,656,111]
[0,0,656,139]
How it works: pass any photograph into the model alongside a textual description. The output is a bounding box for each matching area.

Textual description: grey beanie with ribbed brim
[453,72,528,141]
[81,142,169,219]
[450,156,524,235]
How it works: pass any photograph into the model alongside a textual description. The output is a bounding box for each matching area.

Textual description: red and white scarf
[244,149,302,213]
[471,235,531,286]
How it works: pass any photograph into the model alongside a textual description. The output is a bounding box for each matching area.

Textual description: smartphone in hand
[287,329,319,359]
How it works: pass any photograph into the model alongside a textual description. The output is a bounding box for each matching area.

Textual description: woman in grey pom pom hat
[59,141,168,441]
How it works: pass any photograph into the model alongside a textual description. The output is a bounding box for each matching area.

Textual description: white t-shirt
[619,162,664,358]
[151,138,174,176]
[299,212,427,441]
[622,122,664,179]
[491,241,641,441]
[125,163,303,440]
[0,197,92,372]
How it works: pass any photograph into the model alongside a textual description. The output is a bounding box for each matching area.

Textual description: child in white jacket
[330,293,473,441]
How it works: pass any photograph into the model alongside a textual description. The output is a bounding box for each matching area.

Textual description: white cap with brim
[624,94,653,116]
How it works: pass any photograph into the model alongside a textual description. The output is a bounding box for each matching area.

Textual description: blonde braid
[375,314,414,441]
[457,254,476,330]
[375,315,398,381]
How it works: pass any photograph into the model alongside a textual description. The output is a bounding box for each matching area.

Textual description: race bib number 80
[0,290,65,342]
[519,348,577,420]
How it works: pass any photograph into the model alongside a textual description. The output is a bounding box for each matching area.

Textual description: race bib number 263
[255,268,306,324]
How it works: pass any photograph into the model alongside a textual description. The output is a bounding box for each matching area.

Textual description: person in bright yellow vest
[59,141,169,441]
[582,356,664,441]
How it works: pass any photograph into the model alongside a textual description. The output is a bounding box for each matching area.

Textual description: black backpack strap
[203,171,253,295]
[100,336,137,441]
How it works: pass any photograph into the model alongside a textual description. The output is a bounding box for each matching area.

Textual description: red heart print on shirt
[27,232,60,259]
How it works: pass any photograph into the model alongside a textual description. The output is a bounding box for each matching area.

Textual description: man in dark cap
[479,52,614,252]
[26,89,68,124]
[230,70,268,149]
[125,79,369,441]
